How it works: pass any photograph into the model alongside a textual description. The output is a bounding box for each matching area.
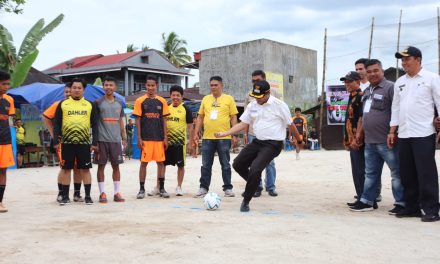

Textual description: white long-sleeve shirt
[240,96,292,141]
[390,68,440,138]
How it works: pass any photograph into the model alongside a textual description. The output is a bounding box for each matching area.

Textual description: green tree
[126,43,138,52]
[160,32,191,67]
[0,14,64,87]
[0,0,25,14]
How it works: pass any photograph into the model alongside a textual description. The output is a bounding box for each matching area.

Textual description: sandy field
[1,149,440,264]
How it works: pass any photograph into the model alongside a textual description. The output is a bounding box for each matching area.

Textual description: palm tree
[0,13,64,87]
[160,32,192,67]
[126,44,138,52]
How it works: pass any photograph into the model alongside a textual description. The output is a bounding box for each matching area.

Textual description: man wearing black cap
[389,46,440,222]
[340,71,366,207]
[214,80,301,212]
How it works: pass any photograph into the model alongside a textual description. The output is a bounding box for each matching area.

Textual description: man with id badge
[390,46,440,222]
[193,76,238,198]
[349,59,405,214]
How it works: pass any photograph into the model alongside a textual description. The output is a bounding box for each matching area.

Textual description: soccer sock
[114,181,121,194]
[62,185,70,199]
[159,178,165,190]
[0,185,5,203]
[84,184,91,198]
[74,183,81,196]
[98,182,105,194]
[140,182,145,191]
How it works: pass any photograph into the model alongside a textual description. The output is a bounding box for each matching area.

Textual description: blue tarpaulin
[7,82,126,112]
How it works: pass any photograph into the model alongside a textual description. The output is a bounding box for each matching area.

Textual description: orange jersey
[43,101,60,120]
[133,95,169,141]
[293,115,307,134]
[0,94,15,145]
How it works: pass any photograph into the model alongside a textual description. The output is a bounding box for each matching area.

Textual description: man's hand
[214,132,228,138]
[163,139,168,150]
[387,133,396,149]
[122,139,127,149]
[137,138,143,150]
[244,135,248,145]
[434,117,440,131]
[91,145,99,153]
[231,136,238,147]
[193,134,199,146]
[349,140,359,150]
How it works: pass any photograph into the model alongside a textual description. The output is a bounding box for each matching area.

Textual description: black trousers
[399,134,440,215]
[233,139,283,202]
[350,146,365,198]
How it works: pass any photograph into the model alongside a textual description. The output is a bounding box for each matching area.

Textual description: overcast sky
[1,0,439,89]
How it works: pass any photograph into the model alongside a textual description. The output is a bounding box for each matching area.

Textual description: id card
[364,99,372,113]
[210,110,218,120]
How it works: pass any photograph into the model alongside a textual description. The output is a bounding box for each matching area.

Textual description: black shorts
[94,142,124,165]
[60,144,92,169]
[164,145,185,167]
[17,144,25,155]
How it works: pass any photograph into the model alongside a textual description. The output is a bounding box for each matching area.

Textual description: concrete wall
[199,39,317,109]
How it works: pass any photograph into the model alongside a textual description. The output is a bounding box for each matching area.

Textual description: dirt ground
[1,149,440,264]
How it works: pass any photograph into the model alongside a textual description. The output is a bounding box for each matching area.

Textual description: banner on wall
[265,71,284,100]
[21,104,41,121]
[326,85,349,125]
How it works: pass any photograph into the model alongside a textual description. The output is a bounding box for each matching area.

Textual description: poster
[326,85,349,125]
[21,104,41,121]
[265,71,284,100]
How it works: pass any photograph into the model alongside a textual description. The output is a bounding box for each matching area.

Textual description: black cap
[395,46,422,59]
[340,71,361,82]
[250,80,270,99]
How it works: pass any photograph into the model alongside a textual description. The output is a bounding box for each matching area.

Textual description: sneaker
[136,190,145,199]
[194,187,208,198]
[268,190,278,197]
[73,194,84,202]
[85,196,94,205]
[376,194,382,202]
[114,193,125,202]
[349,201,374,212]
[59,197,70,206]
[176,186,183,196]
[388,205,405,215]
[347,200,359,207]
[99,192,108,203]
[159,189,170,198]
[421,214,440,222]
[395,208,421,218]
[296,153,300,160]
[0,203,8,213]
[224,189,235,197]
[56,194,63,203]
[253,190,262,198]
[147,187,160,196]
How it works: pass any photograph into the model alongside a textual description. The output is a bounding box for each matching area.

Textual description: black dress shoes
[240,200,250,212]
[421,214,440,222]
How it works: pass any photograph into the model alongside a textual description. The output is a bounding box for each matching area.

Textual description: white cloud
[0,0,438,88]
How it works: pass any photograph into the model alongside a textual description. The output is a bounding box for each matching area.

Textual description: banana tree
[0,13,64,87]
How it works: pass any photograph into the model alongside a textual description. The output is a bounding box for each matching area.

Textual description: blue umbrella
[8,83,126,112]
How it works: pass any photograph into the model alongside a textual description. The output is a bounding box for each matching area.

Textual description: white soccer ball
[203,192,221,210]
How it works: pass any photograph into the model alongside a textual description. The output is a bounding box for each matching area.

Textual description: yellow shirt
[198,94,238,139]
[16,126,25,145]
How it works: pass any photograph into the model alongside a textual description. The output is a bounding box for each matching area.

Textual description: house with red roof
[43,50,192,96]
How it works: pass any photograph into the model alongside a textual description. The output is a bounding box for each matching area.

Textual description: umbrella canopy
[8,83,126,112]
